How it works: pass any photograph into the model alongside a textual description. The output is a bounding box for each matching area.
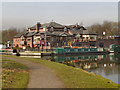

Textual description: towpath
[3,57,65,88]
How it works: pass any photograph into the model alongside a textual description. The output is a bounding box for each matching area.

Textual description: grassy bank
[2,55,119,88]
[2,58,29,88]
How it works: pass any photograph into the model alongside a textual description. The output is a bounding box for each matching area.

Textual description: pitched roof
[26,32,37,37]
[51,31,72,36]
[51,31,63,35]
[35,31,52,36]
[43,22,64,28]
[69,26,88,34]
[35,31,72,36]
[59,32,72,36]
[14,30,28,38]
[70,29,83,34]
[30,26,36,29]
[30,21,64,29]
[34,32,40,36]
[14,33,23,38]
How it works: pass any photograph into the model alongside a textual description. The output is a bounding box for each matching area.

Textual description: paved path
[3,57,65,88]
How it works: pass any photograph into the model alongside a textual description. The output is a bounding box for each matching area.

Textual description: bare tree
[87,21,119,37]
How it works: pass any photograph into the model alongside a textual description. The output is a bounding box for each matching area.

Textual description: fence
[19,46,56,52]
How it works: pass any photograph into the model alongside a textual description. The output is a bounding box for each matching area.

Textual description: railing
[19,48,53,52]
[19,46,54,52]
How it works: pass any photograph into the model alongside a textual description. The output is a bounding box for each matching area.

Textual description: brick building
[13,21,98,49]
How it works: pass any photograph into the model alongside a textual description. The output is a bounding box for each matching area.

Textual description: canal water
[41,53,120,85]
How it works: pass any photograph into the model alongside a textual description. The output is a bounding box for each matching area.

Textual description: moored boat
[53,47,109,55]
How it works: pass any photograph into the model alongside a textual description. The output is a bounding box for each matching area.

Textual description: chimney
[36,22,41,32]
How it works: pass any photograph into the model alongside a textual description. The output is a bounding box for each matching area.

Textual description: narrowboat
[53,47,109,55]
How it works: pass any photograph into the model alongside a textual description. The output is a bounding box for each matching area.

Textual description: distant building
[0,44,6,49]
[13,21,98,49]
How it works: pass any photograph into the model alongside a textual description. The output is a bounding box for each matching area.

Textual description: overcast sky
[1,1,118,30]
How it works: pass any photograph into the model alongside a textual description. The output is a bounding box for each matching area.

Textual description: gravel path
[3,57,65,88]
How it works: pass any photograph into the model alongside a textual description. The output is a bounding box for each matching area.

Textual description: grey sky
[2,2,118,30]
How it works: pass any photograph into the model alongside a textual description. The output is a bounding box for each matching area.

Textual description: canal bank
[2,55,119,88]
[50,54,119,85]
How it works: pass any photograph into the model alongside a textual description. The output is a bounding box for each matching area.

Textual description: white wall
[0,44,6,49]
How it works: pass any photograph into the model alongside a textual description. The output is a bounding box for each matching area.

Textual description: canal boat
[53,47,109,55]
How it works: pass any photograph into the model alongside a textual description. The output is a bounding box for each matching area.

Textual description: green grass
[2,58,29,88]
[2,55,119,88]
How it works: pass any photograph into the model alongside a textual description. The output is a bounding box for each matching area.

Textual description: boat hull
[53,51,110,56]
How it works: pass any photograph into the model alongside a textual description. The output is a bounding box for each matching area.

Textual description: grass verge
[2,55,119,88]
[2,58,29,88]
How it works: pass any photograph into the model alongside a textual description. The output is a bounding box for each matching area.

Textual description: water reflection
[42,54,120,84]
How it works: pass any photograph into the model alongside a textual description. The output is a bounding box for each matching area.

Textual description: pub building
[13,21,98,49]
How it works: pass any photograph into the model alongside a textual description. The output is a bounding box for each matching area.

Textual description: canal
[41,53,120,85]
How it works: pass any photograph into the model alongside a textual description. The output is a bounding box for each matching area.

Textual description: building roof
[29,21,65,30]
[34,32,40,36]
[34,31,72,37]
[51,31,63,36]
[14,30,28,38]
[26,32,37,37]
[30,26,36,29]
[69,26,87,34]
[70,29,83,34]
[14,22,97,38]
[69,25,97,35]
[51,31,72,36]
[14,33,23,38]
[35,31,52,36]
[41,21,64,28]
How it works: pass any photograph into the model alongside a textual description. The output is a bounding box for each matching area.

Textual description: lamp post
[44,26,47,52]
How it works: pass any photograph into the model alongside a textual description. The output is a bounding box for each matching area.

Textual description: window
[90,37,94,40]
[28,39,31,42]
[86,37,88,39]
[38,38,40,41]
[82,37,84,39]
[22,39,25,41]
[99,43,104,48]
[90,42,95,46]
